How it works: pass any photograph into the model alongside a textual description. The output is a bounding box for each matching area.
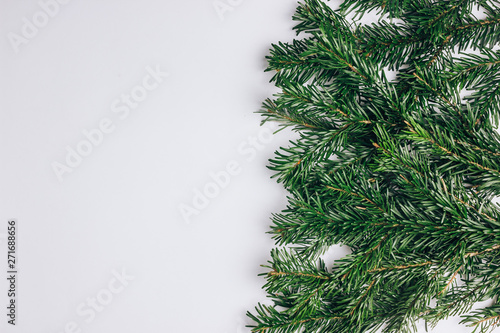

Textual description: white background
[0,0,486,332]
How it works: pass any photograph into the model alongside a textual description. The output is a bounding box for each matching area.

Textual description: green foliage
[248,0,500,332]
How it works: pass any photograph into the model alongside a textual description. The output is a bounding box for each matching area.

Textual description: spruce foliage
[248,0,500,332]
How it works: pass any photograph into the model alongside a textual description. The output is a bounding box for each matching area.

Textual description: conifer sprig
[249,0,500,332]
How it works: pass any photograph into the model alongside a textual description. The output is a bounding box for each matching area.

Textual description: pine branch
[249,0,500,332]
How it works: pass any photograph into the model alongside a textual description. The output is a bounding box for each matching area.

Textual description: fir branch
[249,0,500,331]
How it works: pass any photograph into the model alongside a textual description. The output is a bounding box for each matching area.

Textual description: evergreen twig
[248,0,500,332]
